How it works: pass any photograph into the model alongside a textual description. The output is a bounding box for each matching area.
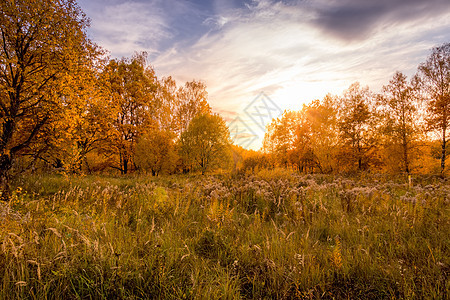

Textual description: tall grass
[0,171,448,299]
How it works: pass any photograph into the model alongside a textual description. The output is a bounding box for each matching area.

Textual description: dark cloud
[312,0,450,41]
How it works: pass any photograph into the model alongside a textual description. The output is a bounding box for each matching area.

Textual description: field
[0,170,449,299]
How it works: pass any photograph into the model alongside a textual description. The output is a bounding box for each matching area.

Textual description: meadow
[0,170,448,299]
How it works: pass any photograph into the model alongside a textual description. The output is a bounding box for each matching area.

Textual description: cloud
[79,0,208,58]
[310,0,450,41]
[203,15,230,29]
[151,0,450,150]
[87,2,169,56]
[79,0,450,148]
[155,0,450,92]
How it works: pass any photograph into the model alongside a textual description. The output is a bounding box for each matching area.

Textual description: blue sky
[78,0,450,149]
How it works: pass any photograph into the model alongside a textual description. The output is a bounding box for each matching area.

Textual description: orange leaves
[0,0,96,163]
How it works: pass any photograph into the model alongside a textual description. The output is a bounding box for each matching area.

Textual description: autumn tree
[30,54,112,174]
[180,113,231,174]
[418,43,450,175]
[0,0,96,199]
[242,150,271,173]
[303,95,339,173]
[229,144,246,172]
[263,96,338,173]
[337,83,379,171]
[154,76,179,132]
[267,111,298,167]
[68,82,116,173]
[175,80,211,135]
[289,109,317,172]
[378,71,422,173]
[263,110,304,169]
[32,80,109,174]
[134,129,177,175]
[102,53,157,174]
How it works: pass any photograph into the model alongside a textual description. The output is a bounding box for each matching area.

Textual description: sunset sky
[77,0,450,149]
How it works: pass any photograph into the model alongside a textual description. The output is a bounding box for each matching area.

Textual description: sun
[271,80,346,112]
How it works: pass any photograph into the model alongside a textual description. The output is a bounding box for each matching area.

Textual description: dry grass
[0,171,448,299]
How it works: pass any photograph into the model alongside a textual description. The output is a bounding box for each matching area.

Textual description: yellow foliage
[332,237,343,270]
[207,198,233,228]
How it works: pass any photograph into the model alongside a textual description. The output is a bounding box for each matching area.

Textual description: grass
[0,170,448,299]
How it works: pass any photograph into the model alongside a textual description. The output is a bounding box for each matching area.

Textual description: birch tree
[419,43,450,175]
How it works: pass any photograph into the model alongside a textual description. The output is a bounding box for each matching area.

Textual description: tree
[289,109,317,172]
[263,111,301,169]
[154,76,179,132]
[378,71,422,174]
[418,43,450,175]
[180,113,231,174]
[242,150,271,173]
[134,129,177,176]
[102,53,158,174]
[0,0,96,199]
[175,80,211,135]
[271,111,297,167]
[67,82,115,174]
[35,56,111,174]
[262,95,339,173]
[337,83,378,171]
[303,95,339,173]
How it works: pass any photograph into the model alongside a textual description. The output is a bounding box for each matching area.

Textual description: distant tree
[242,151,271,173]
[71,86,117,174]
[0,0,96,199]
[263,111,299,168]
[418,43,450,175]
[263,96,339,173]
[134,129,177,176]
[242,154,259,173]
[378,71,422,174]
[273,111,297,167]
[290,109,317,172]
[180,113,231,174]
[229,144,245,172]
[338,83,378,171]
[262,121,276,155]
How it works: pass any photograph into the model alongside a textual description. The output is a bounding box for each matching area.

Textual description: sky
[77,0,450,149]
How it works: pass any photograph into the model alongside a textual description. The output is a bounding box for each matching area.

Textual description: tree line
[261,45,449,176]
[0,0,231,200]
[1,0,449,200]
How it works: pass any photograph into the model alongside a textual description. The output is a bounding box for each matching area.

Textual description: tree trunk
[357,139,362,171]
[0,154,12,201]
[1,117,16,201]
[84,155,92,175]
[403,136,410,174]
[123,157,128,175]
[441,127,446,177]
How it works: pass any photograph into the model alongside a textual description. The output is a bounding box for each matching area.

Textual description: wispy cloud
[79,0,450,148]
[155,1,449,107]
[80,0,208,57]
[81,1,169,57]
